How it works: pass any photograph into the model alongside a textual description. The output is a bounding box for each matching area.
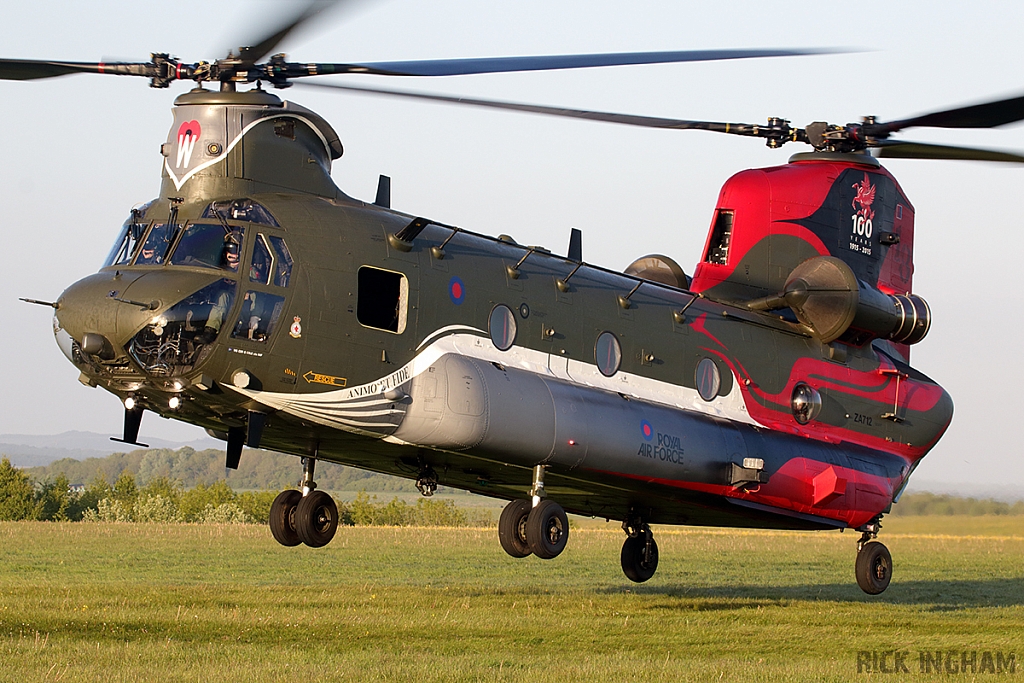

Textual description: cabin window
[791,383,822,424]
[704,209,735,265]
[170,223,245,272]
[357,266,408,334]
[231,291,286,343]
[695,357,721,401]
[489,305,517,351]
[595,332,622,377]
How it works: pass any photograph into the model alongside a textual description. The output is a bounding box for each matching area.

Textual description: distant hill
[0,430,222,467]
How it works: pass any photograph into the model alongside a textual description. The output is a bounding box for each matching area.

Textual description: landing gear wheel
[526,499,569,559]
[498,499,533,558]
[269,489,302,547]
[621,533,659,583]
[295,490,339,548]
[855,541,892,595]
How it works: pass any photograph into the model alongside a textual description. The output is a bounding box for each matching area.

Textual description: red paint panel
[590,456,896,529]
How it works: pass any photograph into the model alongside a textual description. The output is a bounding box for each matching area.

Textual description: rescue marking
[303,371,347,387]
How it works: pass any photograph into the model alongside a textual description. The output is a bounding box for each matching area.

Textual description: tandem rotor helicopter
[7,1,1024,595]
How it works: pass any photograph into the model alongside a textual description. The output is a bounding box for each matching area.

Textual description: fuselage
[52,88,953,532]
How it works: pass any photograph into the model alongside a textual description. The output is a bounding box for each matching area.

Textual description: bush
[413,498,468,527]
[0,457,35,520]
[93,498,133,522]
[236,490,278,524]
[134,494,182,523]
[179,481,236,521]
[34,473,76,521]
[348,492,472,527]
[197,502,251,524]
[111,471,138,507]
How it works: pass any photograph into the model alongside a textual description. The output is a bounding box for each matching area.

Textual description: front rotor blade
[314,47,848,77]
[234,0,342,66]
[0,58,147,81]
[298,81,764,135]
[878,92,1024,134]
[873,140,1024,163]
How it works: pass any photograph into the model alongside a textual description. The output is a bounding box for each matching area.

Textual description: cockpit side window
[268,236,293,287]
[169,223,245,271]
[202,199,279,227]
[249,234,273,285]
[134,223,176,265]
[248,234,294,287]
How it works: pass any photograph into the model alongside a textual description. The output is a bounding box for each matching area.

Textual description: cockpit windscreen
[169,224,245,271]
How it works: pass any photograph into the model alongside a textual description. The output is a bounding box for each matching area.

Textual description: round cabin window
[695,357,721,401]
[489,305,517,351]
[595,332,622,377]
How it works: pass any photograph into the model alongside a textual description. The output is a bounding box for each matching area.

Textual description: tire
[621,533,659,583]
[295,490,339,548]
[855,541,893,595]
[525,499,569,559]
[269,489,302,547]
[498,499,533,558]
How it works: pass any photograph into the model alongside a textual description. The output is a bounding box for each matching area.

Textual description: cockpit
[102,198,294,376]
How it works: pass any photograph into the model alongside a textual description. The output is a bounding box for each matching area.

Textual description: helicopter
[6,1,1024,595]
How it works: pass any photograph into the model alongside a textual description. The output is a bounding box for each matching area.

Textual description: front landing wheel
[855,541,892,595]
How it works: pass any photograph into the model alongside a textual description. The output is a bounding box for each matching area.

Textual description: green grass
[1,517,1021,682]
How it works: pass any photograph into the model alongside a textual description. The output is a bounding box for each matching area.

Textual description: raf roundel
[640,420,654,441]
[449,276,466,305]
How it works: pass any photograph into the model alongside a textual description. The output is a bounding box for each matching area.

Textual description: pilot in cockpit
[222,232,242,272]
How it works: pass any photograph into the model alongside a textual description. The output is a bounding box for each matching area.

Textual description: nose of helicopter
[54,269,227,366]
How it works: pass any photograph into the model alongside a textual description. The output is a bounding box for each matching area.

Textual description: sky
[1,0,1023,488]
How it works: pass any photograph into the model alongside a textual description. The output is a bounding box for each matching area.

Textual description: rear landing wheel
[295,490,339,548]
[498,499,533,558]
[855,541,892,595]
[269,489,302,547]
[526,499,569,559]
[621,532,659,583]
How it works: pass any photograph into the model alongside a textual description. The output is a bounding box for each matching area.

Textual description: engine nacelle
[750,256,930,345]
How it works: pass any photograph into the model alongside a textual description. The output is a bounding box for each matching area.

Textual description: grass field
[1,516,1021,682]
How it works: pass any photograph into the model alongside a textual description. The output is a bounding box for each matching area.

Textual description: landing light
[124,396,136,411]
[168,396,182,410]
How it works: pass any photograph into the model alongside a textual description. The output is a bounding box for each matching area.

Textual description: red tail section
[690,153,920,360]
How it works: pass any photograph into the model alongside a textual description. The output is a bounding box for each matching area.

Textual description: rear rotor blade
[873,140,1024,163]
[304,47,849,77]
[877,92,1024,135]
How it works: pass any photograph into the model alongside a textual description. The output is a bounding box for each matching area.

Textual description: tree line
[0,456,488,526]
[18,446,420,492]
